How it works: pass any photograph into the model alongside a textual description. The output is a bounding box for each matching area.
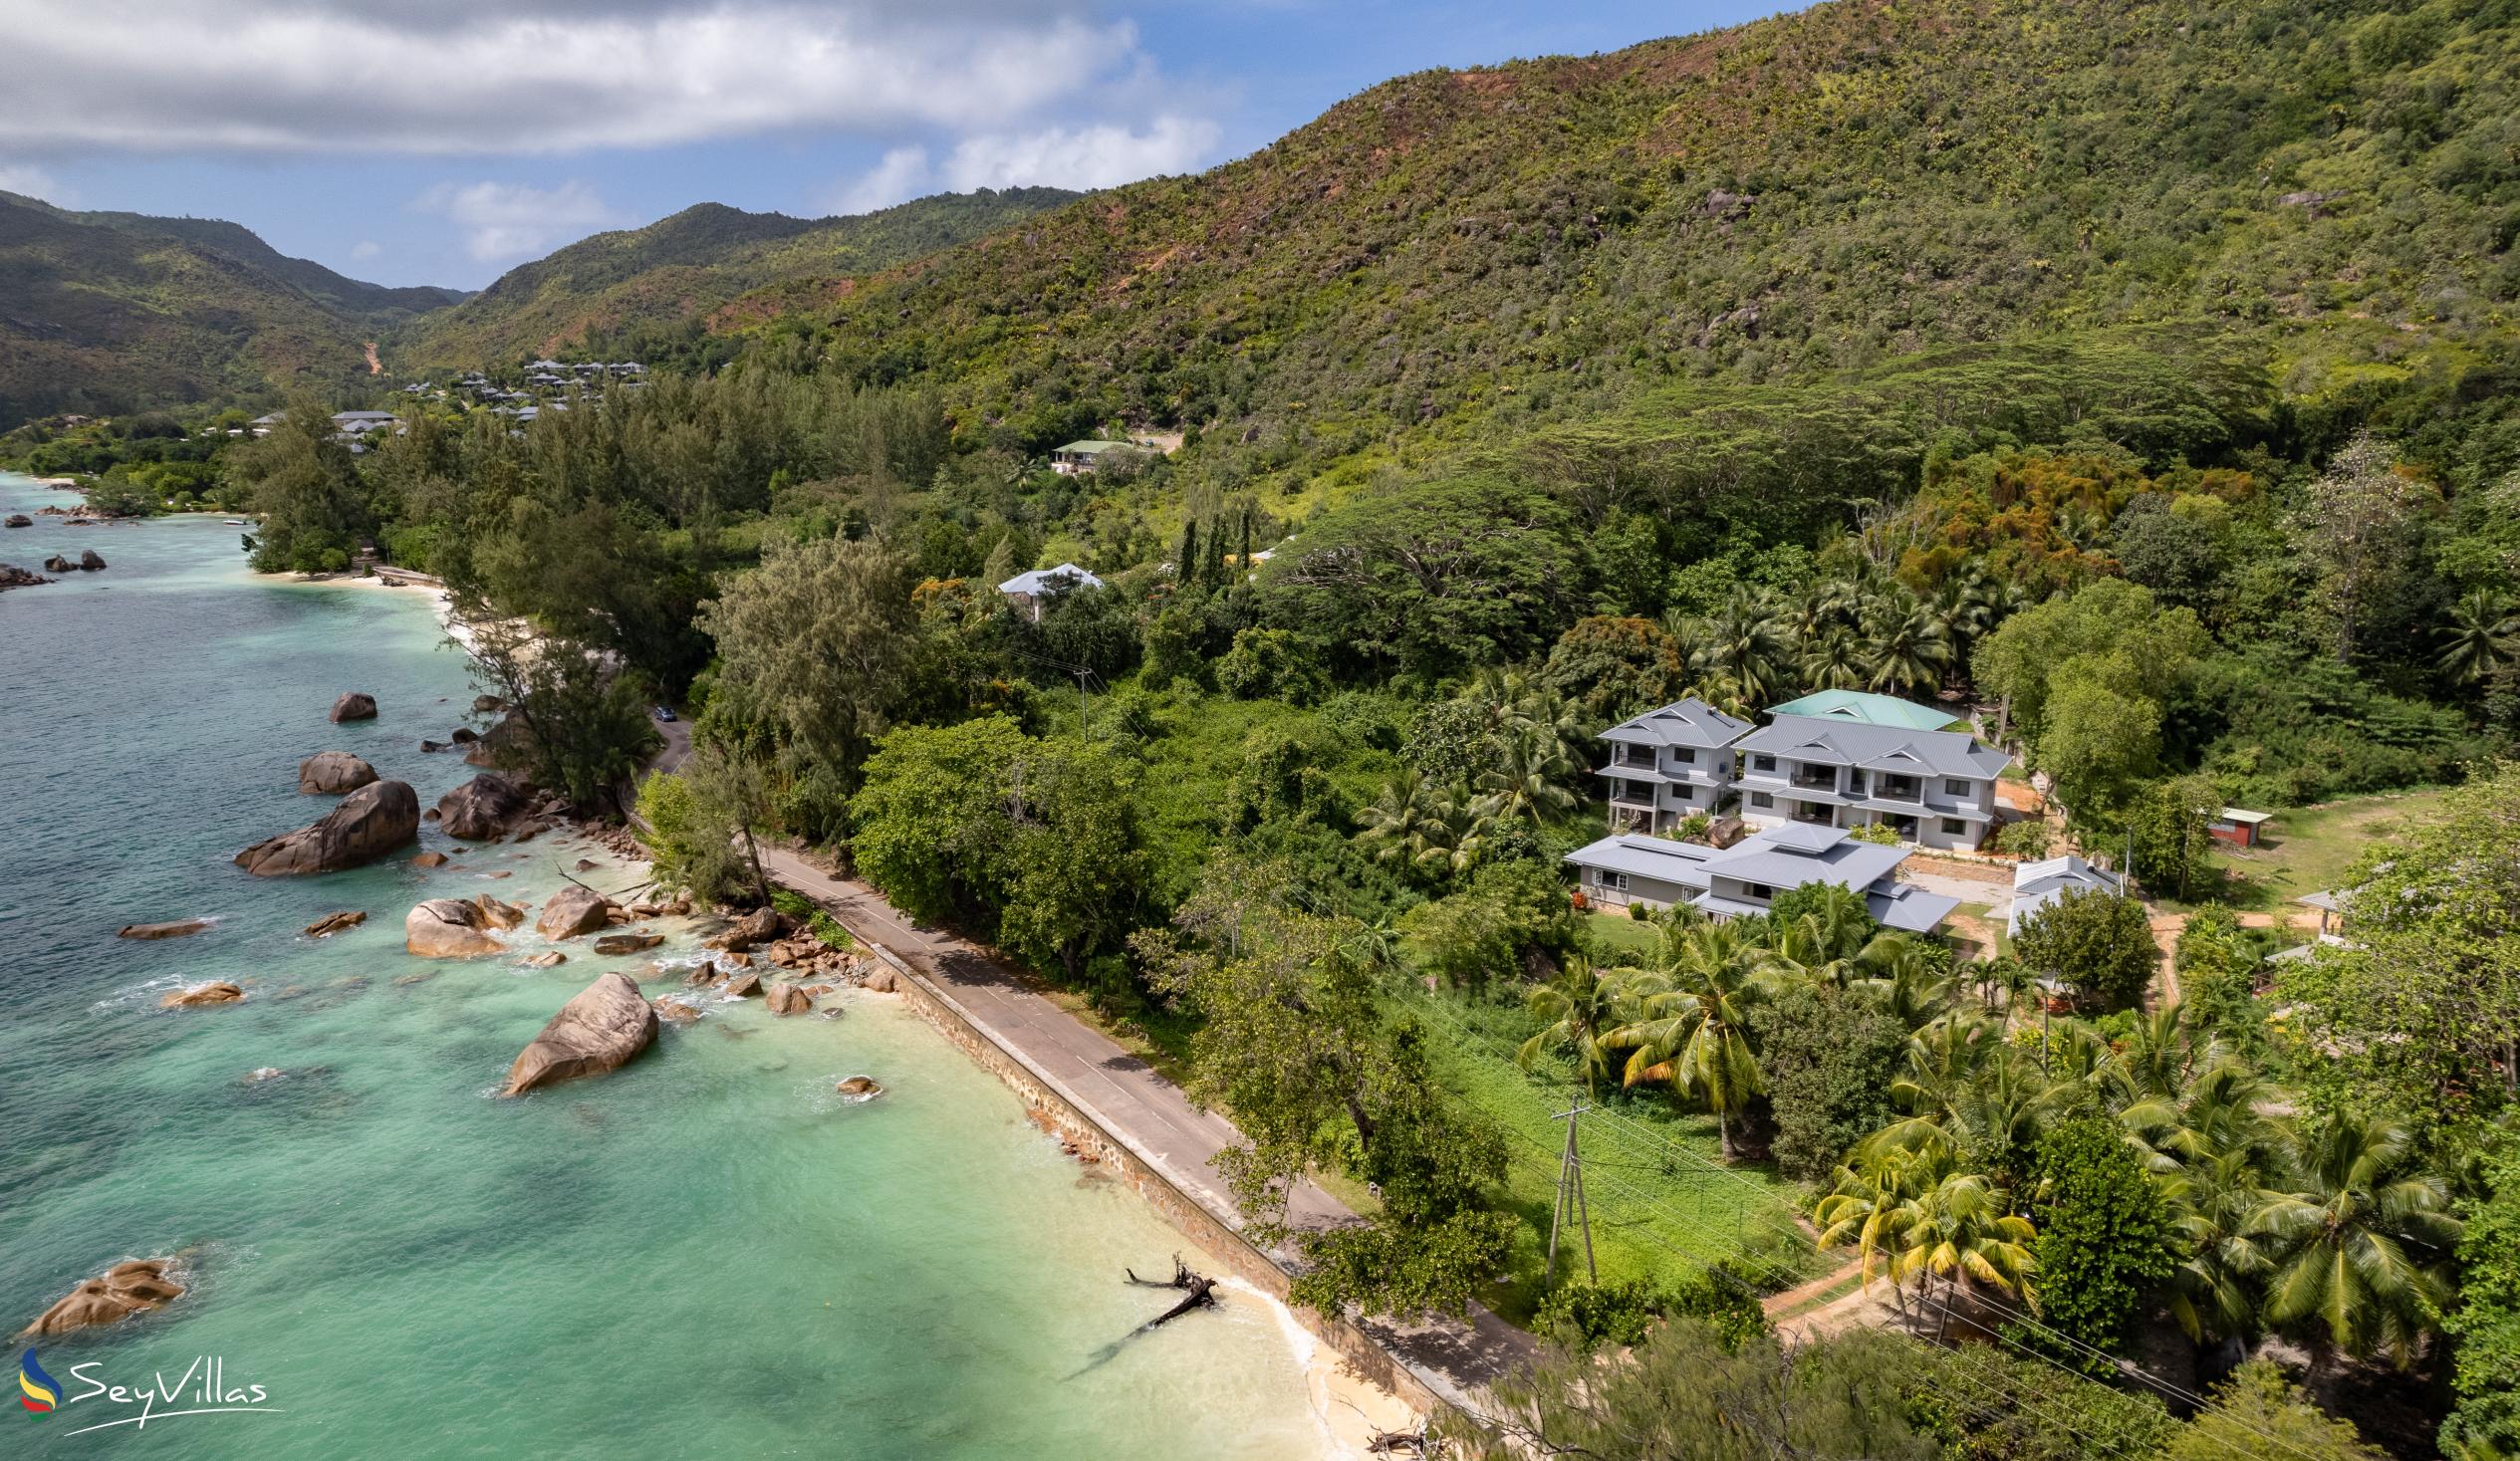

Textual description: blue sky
[0,1,1787,291]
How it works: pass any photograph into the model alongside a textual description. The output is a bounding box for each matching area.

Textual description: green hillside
[781,0,2518,506]
[0,190,459,428]
[392,188,1081,369]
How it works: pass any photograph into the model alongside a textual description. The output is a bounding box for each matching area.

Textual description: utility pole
[1547,1101,1598,1285]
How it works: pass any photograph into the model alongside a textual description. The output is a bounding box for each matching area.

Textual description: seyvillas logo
[19,1349,61,1416]
[29,1354,283,1436]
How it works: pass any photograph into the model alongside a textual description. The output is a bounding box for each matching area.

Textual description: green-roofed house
[1763,689,1966,732]
[1050,440,1133,475]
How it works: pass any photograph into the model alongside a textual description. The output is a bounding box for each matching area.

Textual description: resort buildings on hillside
[1591,689,2007,852]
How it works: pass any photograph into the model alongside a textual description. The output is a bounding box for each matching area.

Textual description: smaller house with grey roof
[2008,854,2124,934]
[1563,824,1958,934]
[1733,713,2008,852]
[1594,695,1752,833]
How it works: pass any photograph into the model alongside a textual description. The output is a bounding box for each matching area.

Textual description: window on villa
[1941,818,1967,836]
[1745,883,1774,900]
[1752,754,1775,771]
[1670,785,1691,803]
[1945,778,1972,797]
[1598,870,1627,890]
[1749,792,1773,809]
[1672,747,1694,765]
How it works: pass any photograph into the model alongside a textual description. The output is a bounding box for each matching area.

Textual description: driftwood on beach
[1123,1255,1218,1330]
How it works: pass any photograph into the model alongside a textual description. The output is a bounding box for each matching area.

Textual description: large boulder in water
[502,972,658,1096]
[465,711,536,769]
[537,885,615,939]
[119,918,212,940]
[329,691,378,722]
[16,1259,186,1340]
[706,905,784,952]
[78,548,106,571]
[160,981,245,1008]
[2,514,29,528]
[766,982,811,1016]
[298,750,378,795]
[435,774,529,840]
[0,563,51,591]
[405,898,507,958]
[234,780,419,876]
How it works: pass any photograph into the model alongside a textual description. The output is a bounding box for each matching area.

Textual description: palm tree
[2120,1061,2292,1351]
[2248,1113,2461,1369]
[1706,592,1790,705]
[1606,922,1771,1160]
[1355,770,1451,870]
[1478,722,1578,830]
[1518,957,1628,1096]
[1798,627,1868,691]
[1858,595,1954,698]
[2437,591,2519,686]
[1816,1145,2039,1325]
[1876,1021,2075,1191]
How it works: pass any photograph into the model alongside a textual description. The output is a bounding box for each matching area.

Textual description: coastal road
[753,844,1534,1410]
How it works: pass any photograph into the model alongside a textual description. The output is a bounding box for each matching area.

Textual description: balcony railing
[1789,767,1840,791]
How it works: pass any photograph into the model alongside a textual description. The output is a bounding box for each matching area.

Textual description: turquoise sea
[0,474,1329,1458]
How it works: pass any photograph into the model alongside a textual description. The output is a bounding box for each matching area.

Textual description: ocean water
[0,475,1327,1458]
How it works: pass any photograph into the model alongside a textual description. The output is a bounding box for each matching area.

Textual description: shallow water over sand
[0,475,1326,1459]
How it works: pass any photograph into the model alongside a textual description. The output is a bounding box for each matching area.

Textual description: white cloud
[414,180,620,263]
[349,239,381,261]
[0,1,1172,156]
[822,116,1218,216]
[940,115,1219,191]
[828,145,935,216]
[0,162,65,202]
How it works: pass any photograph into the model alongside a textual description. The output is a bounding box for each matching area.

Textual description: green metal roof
[1052,439,1131,454]
[1765,689,1965,732]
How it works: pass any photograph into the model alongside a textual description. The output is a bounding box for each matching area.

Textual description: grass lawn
[1585,909,1664,964]
[1404,990,1824,1324]
[2163,787,2449,914]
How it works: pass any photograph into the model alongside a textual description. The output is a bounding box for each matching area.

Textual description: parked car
[651,705,677,722]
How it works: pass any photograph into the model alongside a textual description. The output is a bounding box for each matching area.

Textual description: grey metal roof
[2013,854,2122,897]
[1600,696,1753,752]
[1700,835,1909,893]
[1561,835,1717,890]
[1872,883,1961,933]
[1738,714,2008,780]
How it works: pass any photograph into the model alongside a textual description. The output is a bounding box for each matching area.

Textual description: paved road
[754,844,1533,1409]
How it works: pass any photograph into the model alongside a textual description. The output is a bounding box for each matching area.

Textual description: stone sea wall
[854,937,1451,1418]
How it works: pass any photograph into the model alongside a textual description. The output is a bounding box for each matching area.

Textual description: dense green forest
[13,0,2520,1453]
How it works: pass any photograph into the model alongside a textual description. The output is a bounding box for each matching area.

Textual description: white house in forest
[997,562,1104,621]
[1563,823,1958,934]
[1593,696,1752,834]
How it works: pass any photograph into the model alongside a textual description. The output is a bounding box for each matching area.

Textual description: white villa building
[1731,714,2008,852]
[996,562,1104,621]
[1563,824,1959,934]
[1594,696,1752,833]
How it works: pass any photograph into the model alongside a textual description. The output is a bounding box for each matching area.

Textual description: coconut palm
[1876,1022,2075,1190]
[1476,722,1579,829]
[1606,921,1771,1160]
[1517,957,1628,1096]
[1816,1144,2039,1323]
[2437,591,2519,686]
[1858,596,1954,698]
[1706,592,1790,705]
[2119,1060,2292,1349]
[1355,770,1452,870]
[2248,1113,2461,1369]
[1798,626,1868,692]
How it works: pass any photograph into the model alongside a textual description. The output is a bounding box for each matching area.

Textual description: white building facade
[1731,714,2007,852]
